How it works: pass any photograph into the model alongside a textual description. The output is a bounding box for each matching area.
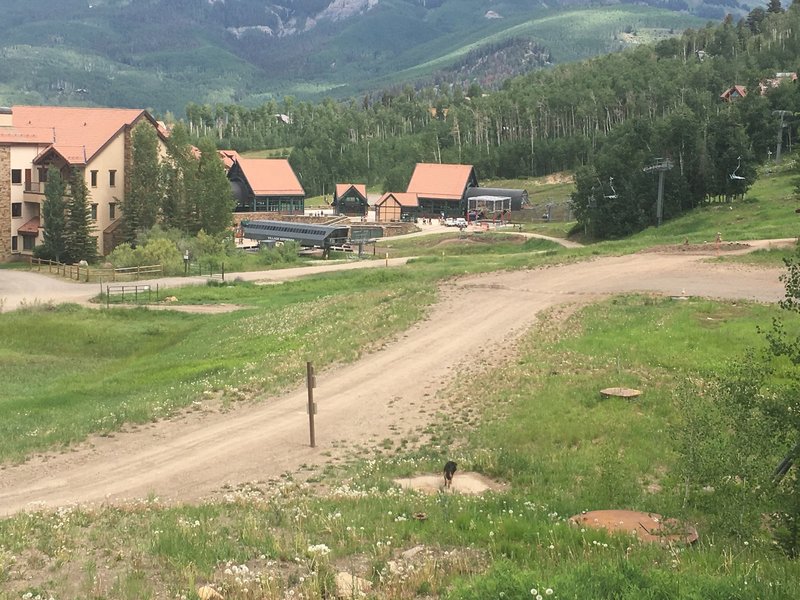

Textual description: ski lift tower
[773,110,792,164]
[643,158,673,227]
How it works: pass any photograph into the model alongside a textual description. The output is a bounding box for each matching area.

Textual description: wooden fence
[29,258,162,283]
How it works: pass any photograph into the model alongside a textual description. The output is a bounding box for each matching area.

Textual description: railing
[105,284,160,308]
[185,261,225,280]
[29,258,162,282]
[24,182,44,194]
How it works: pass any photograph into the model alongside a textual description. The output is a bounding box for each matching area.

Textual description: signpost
[306,361,317,448]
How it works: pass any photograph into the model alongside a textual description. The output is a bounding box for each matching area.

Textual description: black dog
[443,461,457,489]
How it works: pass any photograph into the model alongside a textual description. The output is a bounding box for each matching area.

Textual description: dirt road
[0,247,791,516]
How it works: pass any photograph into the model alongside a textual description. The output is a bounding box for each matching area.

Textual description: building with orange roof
[375,192,419,222]
[759,72,798,95]
[720,85,747,102]
[228,158,305,214]
[332,183,368,217]
[1,105,164,260]
[406,163,478,217]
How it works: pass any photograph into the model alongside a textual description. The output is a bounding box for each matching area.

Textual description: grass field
[2,294,799,598]
[1,160,800,598]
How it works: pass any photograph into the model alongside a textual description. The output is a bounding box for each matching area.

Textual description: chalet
[720,85,747,102]
[0,105,164,260]
[375,192,418,222]
[759,72,798,95]
[332,183,368,216]
[228,158,305,214]
[406,163,478,218]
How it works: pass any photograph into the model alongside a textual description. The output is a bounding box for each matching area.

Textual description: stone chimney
[0,107,12,128]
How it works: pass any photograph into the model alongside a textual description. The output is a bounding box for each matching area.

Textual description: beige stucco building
[0,105,163,261]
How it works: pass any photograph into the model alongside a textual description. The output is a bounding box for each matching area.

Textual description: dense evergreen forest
[184,2,800,239]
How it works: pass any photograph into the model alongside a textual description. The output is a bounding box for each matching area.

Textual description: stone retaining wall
[0,146,11,261]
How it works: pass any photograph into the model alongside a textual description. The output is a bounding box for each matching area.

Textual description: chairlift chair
[604,177,618,199]
[729,156,746,181]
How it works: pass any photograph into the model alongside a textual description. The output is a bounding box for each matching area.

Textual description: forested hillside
[0,0,706,112]
[185,3,800,239]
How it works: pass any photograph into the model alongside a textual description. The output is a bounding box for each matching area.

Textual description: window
[11,203,21,217]
[91,204,98,221]
[90,170,98,187]
[109,170,116,187]
[109,203,116,220]
[22,236,35,251]
[38,168,47,183]
[11,169,21,184]
[11,236,17,252]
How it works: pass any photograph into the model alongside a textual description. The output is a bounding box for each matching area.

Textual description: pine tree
[767,0,783,13]
[123,122,162,244]
[64,168,97,263]
[160,123,198,234]
[194,137,234,235]
[37,166,67,262]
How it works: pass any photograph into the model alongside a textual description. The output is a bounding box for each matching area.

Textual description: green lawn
[2,292,799,598]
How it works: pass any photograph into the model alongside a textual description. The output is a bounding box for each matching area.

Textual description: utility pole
[773,110,792,164]
[643,158,674,227]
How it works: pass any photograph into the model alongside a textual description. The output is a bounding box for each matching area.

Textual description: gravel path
[0,242,792,515]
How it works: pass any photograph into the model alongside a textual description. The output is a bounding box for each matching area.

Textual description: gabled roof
[377,192,419,207]
[219,149,243,170]
[10,105,154,166]
[335,183,367,199]
[407,163,477,200]
[234,158,304,196]
[720,85,747,102]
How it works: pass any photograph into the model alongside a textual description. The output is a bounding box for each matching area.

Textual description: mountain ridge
[0,0,718,113]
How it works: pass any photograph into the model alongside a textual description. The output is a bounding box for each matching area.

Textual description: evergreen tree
[64,168,97,263]
[36,166,67,262]
[160,123,199,235]
[767,0,783,13]
[123,122,162,244]
[194,137,234,235]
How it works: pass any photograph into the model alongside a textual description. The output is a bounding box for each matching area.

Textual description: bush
[258,240,300,265]
[107,238,183,275]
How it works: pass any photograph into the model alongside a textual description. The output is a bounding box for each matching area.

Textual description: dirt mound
[394,472,507,495]
[570,509,698,545]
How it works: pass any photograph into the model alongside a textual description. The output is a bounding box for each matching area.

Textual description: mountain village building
[332,183,368,216]
[406,163,478,218]
[375,192,419,222]
[0,105,164,261]
[228,158,305,215]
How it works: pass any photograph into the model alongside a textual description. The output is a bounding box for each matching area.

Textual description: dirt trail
[0,248,790,516]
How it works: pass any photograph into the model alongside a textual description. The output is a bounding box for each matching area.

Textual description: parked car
[454,217,468,228]
[444,218,458,227]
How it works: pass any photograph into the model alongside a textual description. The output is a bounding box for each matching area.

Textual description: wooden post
[385,252,389,267]
[306,361,316,448]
